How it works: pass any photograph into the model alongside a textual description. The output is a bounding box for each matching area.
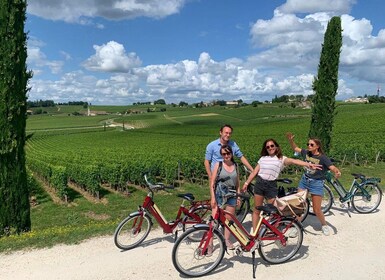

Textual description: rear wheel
[182,205,212,241]
[236,196,250,223]
[113,213,152,250]
[351,183,382,213]
[258,219,303,264]
[172,227,225,277]
[309,183,333,215]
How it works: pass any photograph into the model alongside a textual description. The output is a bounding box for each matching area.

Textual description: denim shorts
[298,174,324,196]
[215,183,236,207]
[253,176,278,199]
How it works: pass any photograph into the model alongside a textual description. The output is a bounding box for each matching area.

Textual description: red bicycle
[172,190,303,278]
[114,174,211,250]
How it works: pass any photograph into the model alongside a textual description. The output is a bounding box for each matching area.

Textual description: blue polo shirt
[205,139,243,171]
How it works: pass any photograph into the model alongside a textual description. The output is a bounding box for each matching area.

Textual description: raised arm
[286,132,302,153]
[284,157,322,170]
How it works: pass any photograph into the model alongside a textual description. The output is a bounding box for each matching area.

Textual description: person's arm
[242,164,260,192]
[286,132,302,153]
[284,157,322,170]
[329,165,342,178]
[210,163,220,209]
[204,159,212,180]
[240,156,253,172]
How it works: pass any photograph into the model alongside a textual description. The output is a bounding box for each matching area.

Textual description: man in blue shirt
[204,124,253,181]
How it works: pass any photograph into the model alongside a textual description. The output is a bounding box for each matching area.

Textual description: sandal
[225,239,235,250]
[205,245,214,257]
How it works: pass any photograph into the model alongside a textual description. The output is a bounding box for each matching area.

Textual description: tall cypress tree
[0,0,32,235]
[309,16,342,153]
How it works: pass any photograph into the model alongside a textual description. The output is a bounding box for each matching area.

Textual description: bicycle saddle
[256,204,279,214]
[177,193,195,201]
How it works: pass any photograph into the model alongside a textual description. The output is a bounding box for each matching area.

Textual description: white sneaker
[322,225,330,236]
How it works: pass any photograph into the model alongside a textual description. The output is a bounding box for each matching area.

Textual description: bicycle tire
[236,196,250,223]
[309,183,333,215]
[113,213,152,250]
[258,218,303,264]
[172,227,225,277]
[182,205,211,241]
[351,183,382,213]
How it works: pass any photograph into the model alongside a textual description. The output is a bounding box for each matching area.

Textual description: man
[204,124,253,181]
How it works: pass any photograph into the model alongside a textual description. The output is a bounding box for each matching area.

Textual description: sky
[25,0,385,105]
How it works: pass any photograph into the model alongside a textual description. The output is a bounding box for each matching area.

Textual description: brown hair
[220,124,233,132]
[221,144,235,163]
[308,138,324,155]
[260,138,283,158]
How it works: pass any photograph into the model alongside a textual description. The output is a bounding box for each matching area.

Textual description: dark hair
[220,124,233,132]
[220,144,235,163]
[308,138,324,155]
[260,138,283,158]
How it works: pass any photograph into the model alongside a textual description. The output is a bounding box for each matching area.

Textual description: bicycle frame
[139,192,210,234]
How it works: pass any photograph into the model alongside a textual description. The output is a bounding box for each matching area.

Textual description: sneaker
[322,225,330,236]
[287,227,298,238]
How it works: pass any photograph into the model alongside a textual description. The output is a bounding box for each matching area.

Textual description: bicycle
[308,171,382,216]
[113,174,211,250]
[172,191,304,278]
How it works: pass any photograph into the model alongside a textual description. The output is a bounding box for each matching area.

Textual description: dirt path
[1,203,384,280]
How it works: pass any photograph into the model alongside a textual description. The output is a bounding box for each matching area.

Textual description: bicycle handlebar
[143,174,174,191]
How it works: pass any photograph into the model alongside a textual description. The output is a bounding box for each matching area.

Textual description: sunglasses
[221,152,232,156]
[266,144,275,149]
[307,143,315,147]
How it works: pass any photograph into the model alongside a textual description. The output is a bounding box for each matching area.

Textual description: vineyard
[26,102,385,201]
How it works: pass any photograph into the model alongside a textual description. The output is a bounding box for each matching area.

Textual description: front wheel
[351,183,382,213]
[309,183,333,215]
[172,227,225,277]
[114,213,152,250]
[258,218,303,264]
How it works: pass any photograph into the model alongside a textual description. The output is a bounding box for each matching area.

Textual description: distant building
[226,101,239,106]
[344,97,368,103]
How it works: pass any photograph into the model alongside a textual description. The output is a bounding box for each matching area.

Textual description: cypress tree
[0,0,32,235]
[309,16,342,153]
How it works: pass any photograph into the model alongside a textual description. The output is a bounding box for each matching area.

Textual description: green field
[1,102,384,252]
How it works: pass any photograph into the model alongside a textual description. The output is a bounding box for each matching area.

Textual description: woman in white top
[242,138,321,232]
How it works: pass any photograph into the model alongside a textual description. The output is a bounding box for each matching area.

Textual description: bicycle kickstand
[252,251,256,279]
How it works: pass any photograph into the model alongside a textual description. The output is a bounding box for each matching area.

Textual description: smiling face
[220,147,233,162]
[307,139,319,154]
[219,126,232,144]
[265,140,277,156]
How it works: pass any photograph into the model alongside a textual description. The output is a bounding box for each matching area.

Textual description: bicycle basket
[273,189,308,217]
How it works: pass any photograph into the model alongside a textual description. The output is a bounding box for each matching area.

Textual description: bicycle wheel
[351,183,382,213]
[236,196,250,223]
[114,213,152,250]
[309,183,333,215]
[182,205,211,241]
[172,227,225,277]
[258,218,303,264]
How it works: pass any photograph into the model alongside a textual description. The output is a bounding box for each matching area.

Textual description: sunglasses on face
[307,143,315,147]
[221,152,231,156]
[266,144,275,149]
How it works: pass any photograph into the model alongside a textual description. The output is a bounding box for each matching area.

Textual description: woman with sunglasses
[286,132,341,236]
[242,139,321,234]
[210,144,240,249]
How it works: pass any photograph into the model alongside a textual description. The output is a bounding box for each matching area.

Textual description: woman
[242,138,321,234]
[286,132,341,236]
[210,144,240,249]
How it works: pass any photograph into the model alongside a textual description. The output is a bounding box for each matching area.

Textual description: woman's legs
[311,194,327,225]
[252,194,265,233]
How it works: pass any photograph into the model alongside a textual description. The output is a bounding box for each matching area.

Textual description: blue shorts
[298,174,324,196]
[215,183,236,207]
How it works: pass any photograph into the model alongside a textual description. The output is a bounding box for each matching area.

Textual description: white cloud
[27,0,186,23]
[82,41,142,72]
[277,0,355,14]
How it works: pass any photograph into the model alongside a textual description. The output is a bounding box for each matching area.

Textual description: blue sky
[26,0,385,105]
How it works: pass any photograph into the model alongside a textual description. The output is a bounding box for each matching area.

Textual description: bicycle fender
[193,224,210,230]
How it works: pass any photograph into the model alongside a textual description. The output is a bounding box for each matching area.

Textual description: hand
[335,170,342,178]
[242,183,248,192]
[236,197,241,206]
[309,163,323,170]
[286,132,294,141]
